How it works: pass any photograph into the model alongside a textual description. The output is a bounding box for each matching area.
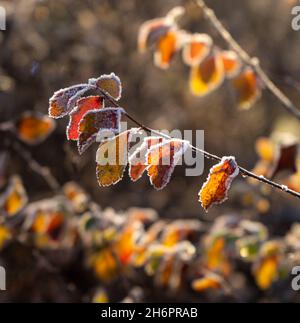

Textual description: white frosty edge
[145,139,190,190]
[199,156,239,212]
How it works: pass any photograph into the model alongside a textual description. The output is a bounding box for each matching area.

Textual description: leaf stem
[98,89,300,200]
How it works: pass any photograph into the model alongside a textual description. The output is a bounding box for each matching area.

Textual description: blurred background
[0,0,300,302]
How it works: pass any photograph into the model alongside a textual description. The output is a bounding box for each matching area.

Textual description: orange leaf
[192,276,222,292]
[182,33,212,67]
[16,112,56,145]
[189,50,225,97]
[154,30,180,69]
[220,50,242,78]
[232,68,261,110]
[0,175,28,217]
[199,156,239,211]
[147,139,189,190]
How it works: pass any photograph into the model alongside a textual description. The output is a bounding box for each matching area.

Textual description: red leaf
[67,96,104,140]
[77,107,124,155]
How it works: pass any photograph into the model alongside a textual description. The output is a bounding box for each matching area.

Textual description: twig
[194,0,300,120]
[11,141,60,192]
[99,89,300,199]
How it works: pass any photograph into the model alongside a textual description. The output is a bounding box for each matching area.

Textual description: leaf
[129,136,163,182]
[63,181,90,213]
[95,130,131,187]
[154,30,181,69]
[232,68,261,110]
[220,50,242,78]
[31,210,64,236]
[67,96,104,140]
[89,73,122,100]
[269,143,298,178]
[0,175,28,217]
[0,225,12,249]
[16,112,56,145]
[146,139,189,190]
[253,255,279,290]
[90,248,119,282]
[192,276,222,292]
[182,33,212,67]
[137,6,184,53]
[189,50,225,97]
[255,137,275,162]
[138,18,172,53]
[199,156,239,211]
[78,107,124,155]
[49,83,95,118]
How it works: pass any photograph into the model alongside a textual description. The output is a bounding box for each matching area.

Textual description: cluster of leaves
[48,73,242,211]
[138,6,261,109]
[1,180,299,302]
[251,135,300,193]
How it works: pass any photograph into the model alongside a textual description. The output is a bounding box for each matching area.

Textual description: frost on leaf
[49,84,95,119]
[95,130,131,187]
[129,136,164,182]
[199,156,239,212]
[0,175,28,217]
[77,107,124,155]
[189,50,225,97]
[89,73,122,101]
[220,50,242,79]
[16,112,56,145]
[192,275,222,292]
[182,33,212,67]
[232,68,261,110]
[67,96,104,141]
[146,139,189,190]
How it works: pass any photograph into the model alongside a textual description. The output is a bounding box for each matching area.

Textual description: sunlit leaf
[16,112,56,145]
[255,137,275,162]
[67,96,104,140]
[154,30,181,69]
[89,73,122,100]
[78,107,124,155]
[95,130,131,187]
[232,68,261,110]
[182,33,212,67]
[129,136,163,182]
[0,175,28,217]
[189,50,225,97]
[199,156,239,212]
[192,276,222,292]
[49,84,94,119]
[90,248,119,282]
[146,139,189,190]
[220,50,242,78]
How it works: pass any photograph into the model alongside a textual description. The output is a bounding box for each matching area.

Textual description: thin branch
[194,0,300,120]
[11,141,60,192]
[98,89,300,200]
